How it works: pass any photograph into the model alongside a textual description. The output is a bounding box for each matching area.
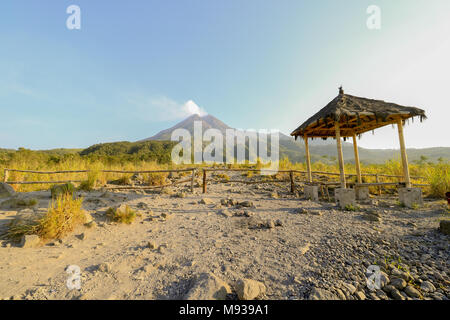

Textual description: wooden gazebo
[290,87,426,189]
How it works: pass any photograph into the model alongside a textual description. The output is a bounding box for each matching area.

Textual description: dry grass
[2,194,85,241]
[106,205,136,224]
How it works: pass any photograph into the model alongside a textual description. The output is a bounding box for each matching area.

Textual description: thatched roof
[291,87,426,139]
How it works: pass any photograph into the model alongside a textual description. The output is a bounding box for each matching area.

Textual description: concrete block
[304,185,319,201]
[355,187,369,200]
[335,188,356,209]
[398,188,423,208]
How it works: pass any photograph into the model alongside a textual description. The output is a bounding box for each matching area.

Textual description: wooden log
[290,171,295,193]
[335,123,346,188]
[190,169,196,193]
[304,135,312,183]
[6,180,83,185]
[3,169,8,183]
[397,119,411,188]
[352,133,362,184]
[202,169,207,194]
[105,178,192,190]
[375,174,381,195]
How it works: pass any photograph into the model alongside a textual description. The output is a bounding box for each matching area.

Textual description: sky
[0,0,449,150]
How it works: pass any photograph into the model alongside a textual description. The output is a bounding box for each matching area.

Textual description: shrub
[106,205,136,224]
[2,194,85,241]
[50,183,75,198]
[147,172,167,186]
[16,198,38,207]
[215,173,230,181]
[78,169,101,191]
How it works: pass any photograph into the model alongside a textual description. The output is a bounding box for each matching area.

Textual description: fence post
[376,174,381,195]
[290,171,294,193]
[202,169,207,194]
[191,168,196,193]
[3,169,8,183]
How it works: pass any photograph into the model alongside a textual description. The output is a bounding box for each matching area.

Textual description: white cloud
[126,95,207,122]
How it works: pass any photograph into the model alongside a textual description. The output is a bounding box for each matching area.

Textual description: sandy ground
[0,174,448,300]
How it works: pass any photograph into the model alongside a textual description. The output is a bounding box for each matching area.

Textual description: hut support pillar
[335,123,346,188]
[304,135,312,183]
[396,119,411,188]
[352,133,362,184]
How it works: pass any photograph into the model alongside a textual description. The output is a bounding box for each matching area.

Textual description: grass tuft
[106,205,136,224]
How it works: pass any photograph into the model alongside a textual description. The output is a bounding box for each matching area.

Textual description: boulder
[309,287,338,300]
[420,281,436,293]
[0,183,15,198]
[235,279,266,300]
[185,273,231,300]
[404,285,421,299]
[391,278,407,290]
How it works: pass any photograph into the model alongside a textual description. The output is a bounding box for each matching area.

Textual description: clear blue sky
[1,0,449,150]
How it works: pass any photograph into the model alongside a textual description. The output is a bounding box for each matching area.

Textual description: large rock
[0,183,15,198]
[235,279,266,300]
[20,235,41,248]
[309,287,338,300]
[404,285,422,299]
[185,273,231,300]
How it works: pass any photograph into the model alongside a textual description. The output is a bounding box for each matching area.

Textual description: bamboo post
[3,169,9,183]
[375,174,381,195]
[396,119,411,188]
[304,135,312,183]
[289,171,294,193]
[202,169,207,194]
[335,123,346,188]
[190,168,196,193]
[352,133,362,184]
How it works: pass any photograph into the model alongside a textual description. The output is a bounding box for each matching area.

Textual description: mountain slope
[138,114,450,164]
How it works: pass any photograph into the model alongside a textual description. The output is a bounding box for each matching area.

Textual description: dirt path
[0,176,448,300]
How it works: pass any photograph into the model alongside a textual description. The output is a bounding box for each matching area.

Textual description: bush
[106,205,136,224]
[2,194,85,241]
[147,173,167,186]
[51,183,75,198]
[78,169,101,191]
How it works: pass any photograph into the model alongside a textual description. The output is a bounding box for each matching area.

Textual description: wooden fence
[3,167,428,195]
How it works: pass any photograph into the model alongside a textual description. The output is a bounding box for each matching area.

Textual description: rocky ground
[0,173,449,300]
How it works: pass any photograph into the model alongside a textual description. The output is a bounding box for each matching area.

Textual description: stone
[20,235,41,248]
[238,201,254,208]
[0,182,15,198]
[304,185,319,202]
[84,221,97,229]
[294,208,308,214]
[309,287,338,300]
[439,220,450,235]
[354,291,366,300]
[97,262,111,272]
[398,187,423,208]
[336,289,346,300]
[265,219,275,229]
[77,233,86,240]
[355,187,369,200]
[147,241,156,249]
[390,288,405,300]
[299,243,311,255]
[219,209,233,217]
[275,219,283,227]
[420,281,436,293]
[185,273,231,300]
[335,188,356,209]
[270,192,279,199]
[235,279,266,300]
[199,198,213,205]
[84,212,94,224]
[391,278,407,290]
[404,285,421,298]
[341,283,357,295]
